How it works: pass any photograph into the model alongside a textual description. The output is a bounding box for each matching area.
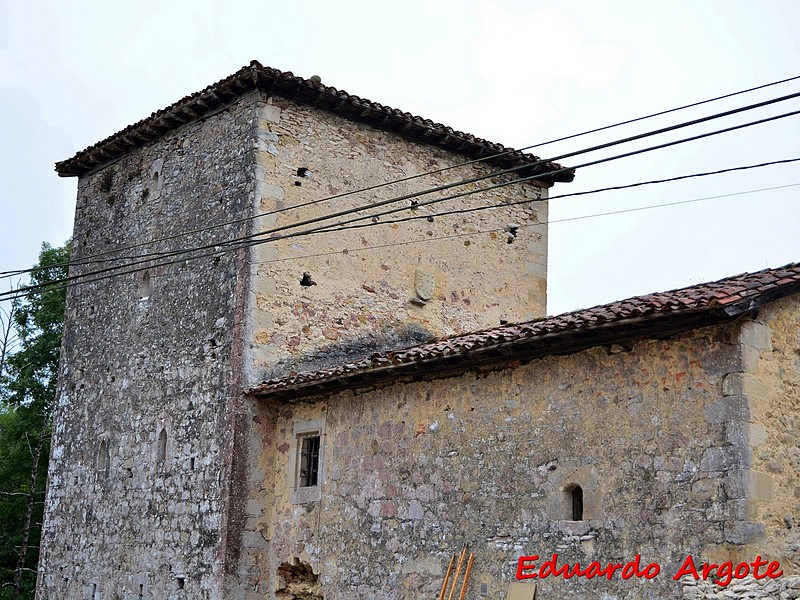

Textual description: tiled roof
[249,263,800,400]
[55,60,575,184]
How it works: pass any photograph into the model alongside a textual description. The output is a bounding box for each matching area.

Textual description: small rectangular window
[289,418,325,504]
[298,435,320,488]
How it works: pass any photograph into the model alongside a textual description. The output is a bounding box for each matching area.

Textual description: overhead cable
[5,87,797,290]
[3,76,800,280]
[2,143,798,302]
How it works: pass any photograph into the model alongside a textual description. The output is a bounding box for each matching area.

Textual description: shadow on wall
[260,323,436,381]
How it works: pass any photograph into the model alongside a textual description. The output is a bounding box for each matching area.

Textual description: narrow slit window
[571,485,584,521]
[157,428,167,463]
[290,419,324,503]
[298,435,320,488]
[138,270,151,300]
[95,439,109,480]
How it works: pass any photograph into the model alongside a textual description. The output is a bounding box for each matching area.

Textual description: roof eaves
[248,304,729,402]
[55,60,575,184]
[247,262,800,402]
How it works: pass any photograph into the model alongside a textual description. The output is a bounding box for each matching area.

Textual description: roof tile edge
[55,60,575,183]
[249,262,800,398]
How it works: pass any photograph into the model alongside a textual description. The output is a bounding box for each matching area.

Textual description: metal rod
[438,554,455,600]
[458,554,475,600]
[447,546,468,600]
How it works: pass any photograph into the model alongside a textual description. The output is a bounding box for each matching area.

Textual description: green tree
[0,242,69,600]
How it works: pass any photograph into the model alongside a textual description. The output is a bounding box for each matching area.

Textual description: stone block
[725,471,748,500]
[241,530,270,550]
[253,243,278,264]
[700,445,752,472]
[704,394,752,424]
[725,421,749,446]
[258,183,285,202]
[524,261,547,279]
[724,521,765,544]
[741,344,760,373]
[723,498,749,521]
[689,478,717,501]
[261,104,282,123]
[254,276,277,297]
[721,373,771,401]
[747,470,775,501]
[701,346,743,376]
[408,499,424,520]
[737,319,773,351]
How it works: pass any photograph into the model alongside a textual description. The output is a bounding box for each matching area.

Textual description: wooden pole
[438,554,455,600]
[447,546,468,600]
[457,553,475,600]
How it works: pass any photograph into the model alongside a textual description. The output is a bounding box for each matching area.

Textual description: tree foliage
[0,242,69,600]
[3,242,70,413]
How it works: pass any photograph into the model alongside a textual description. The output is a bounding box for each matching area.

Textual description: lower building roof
[249,263,800,401]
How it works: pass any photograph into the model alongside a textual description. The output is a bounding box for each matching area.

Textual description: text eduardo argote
[516,553,783,587]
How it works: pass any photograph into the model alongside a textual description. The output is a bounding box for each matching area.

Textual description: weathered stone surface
[681,575,800,599]
[241,325,774,599]
[38,93,260,599]
[39,68,800,600]
[243,99,550,386]
[738,299,800,571]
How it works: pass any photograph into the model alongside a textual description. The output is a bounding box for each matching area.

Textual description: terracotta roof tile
[56,60,575,184]
[250,262,800,399]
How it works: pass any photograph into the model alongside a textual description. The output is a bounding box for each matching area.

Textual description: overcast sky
[1,0,799,314]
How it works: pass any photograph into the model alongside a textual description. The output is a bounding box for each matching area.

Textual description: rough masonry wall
[244,324,767,599]
[739,296,800,568]
[38,95,259,599]
[245,96,549,385]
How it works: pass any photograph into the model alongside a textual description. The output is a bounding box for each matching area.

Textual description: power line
[249,182,800,267]
[320,158,800,234]
[3,106,799,300]
[307,111,800,236]
[6,180,797,304]
[5,86,797,292]
[3,75,800,280]
[68,88,800,257]
[2,146,797,303]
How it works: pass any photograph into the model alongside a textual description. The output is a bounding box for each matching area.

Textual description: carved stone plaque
[414,269,435,302]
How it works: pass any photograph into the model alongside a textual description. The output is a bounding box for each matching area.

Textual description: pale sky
[1,0,799,314]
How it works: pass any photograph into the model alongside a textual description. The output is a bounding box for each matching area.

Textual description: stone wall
[242,322,774,599]
[244,97,549,385]
[42,73,800,600]
[40,85,553,600]
[37,94,259,599]
[681,575,800,599]
[742,296,800,568]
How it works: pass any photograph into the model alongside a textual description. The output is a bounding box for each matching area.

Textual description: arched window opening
[570,484,584,521]
[95,439,109,480]
[157,428,167,464]
[148,159,164,197]
[138,270,151,301]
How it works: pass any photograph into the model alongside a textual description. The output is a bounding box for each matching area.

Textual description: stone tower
[37,62,571,599]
